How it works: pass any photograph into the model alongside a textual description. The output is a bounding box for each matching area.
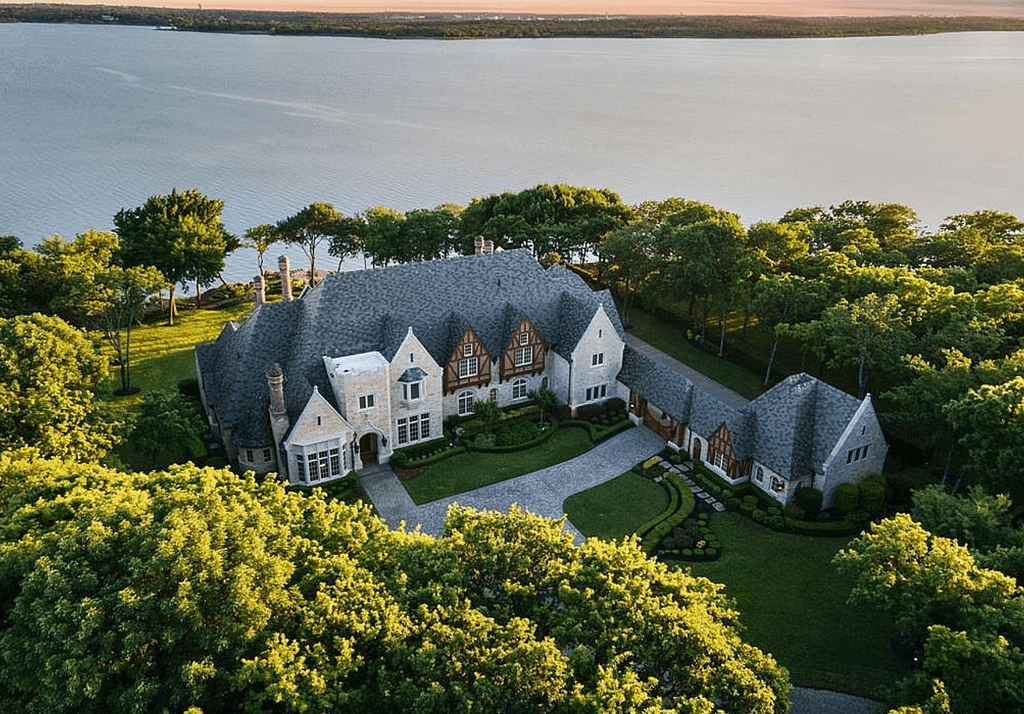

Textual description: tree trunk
[765,336,779,385]
[858,358,867,398]
[167,285,176,326]
[941,439,958,486]
[195,279,203,309]
[718,312,726,357]
[124,318,133,393]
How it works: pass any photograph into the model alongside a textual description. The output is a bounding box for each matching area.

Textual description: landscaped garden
[686,513,906,698]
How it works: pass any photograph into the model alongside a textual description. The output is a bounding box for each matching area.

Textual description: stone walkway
[649,454,726,512]
[790,688,882,714]
[627,334,750,410]
[360,425,666,538]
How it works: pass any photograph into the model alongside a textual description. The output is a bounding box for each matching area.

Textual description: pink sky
[57,1,1024,17]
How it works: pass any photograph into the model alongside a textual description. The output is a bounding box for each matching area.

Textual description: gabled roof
[197,250,625,447]
[618,352,864,481]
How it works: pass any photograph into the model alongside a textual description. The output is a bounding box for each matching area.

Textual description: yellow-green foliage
[0,457,791,714]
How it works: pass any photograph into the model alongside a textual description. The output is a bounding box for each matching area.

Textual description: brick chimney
[278,255,292,301]
[474,236,494,255]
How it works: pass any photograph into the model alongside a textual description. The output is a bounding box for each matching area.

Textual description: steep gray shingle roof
[618,353,862,481]
[197,250,624,447]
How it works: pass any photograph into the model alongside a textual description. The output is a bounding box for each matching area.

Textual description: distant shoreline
[5,4,1024,39]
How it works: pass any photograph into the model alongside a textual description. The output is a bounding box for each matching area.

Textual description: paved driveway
[360,425,666,538]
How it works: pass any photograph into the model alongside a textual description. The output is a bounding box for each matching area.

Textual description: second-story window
[592,352,604,367]
[458,356,478,378]
[403,382,421,400]
[359,394,375,410]
[514,346,533,366]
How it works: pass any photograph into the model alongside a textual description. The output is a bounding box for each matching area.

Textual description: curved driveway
[360,425,666,538]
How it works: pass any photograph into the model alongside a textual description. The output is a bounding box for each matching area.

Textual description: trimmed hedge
[635,477,680,540]
[390,437,458,468]
[468,421,562,453]
[642,473,697,555]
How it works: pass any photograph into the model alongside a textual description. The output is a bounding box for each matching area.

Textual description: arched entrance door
[359,433,379,466]
[692,438,702,462]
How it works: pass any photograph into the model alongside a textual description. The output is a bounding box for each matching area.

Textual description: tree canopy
[0,457,791,714]
[114,188,235,325]
[0,314,121,461]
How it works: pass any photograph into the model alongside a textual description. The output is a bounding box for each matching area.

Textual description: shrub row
[390,437,459,468]
[783,518,860,536]
[635,476,680,540]
[642,474,697,555]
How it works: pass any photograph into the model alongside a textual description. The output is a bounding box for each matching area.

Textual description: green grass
[685,513,905,698]
[564,471,668,540]
[625,307,764,399]
[98,302,253,408]
[403,426,594,504]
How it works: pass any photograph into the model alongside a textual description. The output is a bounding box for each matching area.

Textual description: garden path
[652,456,726,512]
[359,425,665,539]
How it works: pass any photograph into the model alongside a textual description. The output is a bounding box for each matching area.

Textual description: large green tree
[0,459,790,714]
[115,188,235,325]
[276,202,346,286]
[241,222,279,276]
[944,376,1024,495]
[0,314,120,461]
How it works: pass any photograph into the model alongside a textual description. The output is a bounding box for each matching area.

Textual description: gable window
[359,394,375,410]
[512,378,528,401]
[847,445,870,464]
[463,343,473,357]
[771,476,785,492]
[514,346,533,366]
[861,425,867,436]
[403,382,421,401]
[713,451,726,471]
[755,466,764,482]
[458,356,478,378]
[592,353,604,367]
[519,332,529,346]
[457,390,475,416]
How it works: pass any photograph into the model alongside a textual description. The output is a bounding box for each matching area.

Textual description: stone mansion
[196,249,887,507]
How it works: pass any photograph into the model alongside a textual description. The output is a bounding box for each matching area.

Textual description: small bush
[681,549,692,557]
[708,484,721,496]
[859,474,886,518]
[848,510,872,524]
[752,509,767,523]
[833,482,860,515]
[768,514,785,530]
[693,548,704,557]
[721,488,733,500]
[705,548,717,557]
[785,502,806,520]
[727,496,741,509]
[795,487,823,519]
[766,506,782,517]
[177,377,201,399]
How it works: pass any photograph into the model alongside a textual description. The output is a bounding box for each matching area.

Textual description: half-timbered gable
[443,326,492,395]
[499,316,547,382]
[708,422,752,478]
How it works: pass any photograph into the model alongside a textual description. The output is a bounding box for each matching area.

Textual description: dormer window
[463,343,473,357]
[519,332,529,346]
[514,346,533,367]
[398,366,427,402]
[592,353,604,367]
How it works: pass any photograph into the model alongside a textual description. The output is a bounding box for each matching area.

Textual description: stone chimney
[267,363,290,453]
[278,255,292,301]
[253,274,265,307]
[474,236,494,255]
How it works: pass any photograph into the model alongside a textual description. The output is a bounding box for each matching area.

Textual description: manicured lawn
[98,302,253,408]
[626,307,764,399]
[685,513,905,698]
[403,426,594,504]
[564,471,668,540]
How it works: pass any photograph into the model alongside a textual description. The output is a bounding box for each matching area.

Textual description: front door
[692,439,702,461]
[359,433,379,466]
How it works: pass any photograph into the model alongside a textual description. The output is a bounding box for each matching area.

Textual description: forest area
[2,184,1024,714]
[5,4,1024,38]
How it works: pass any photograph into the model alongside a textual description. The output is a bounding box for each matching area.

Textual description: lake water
[2,24,1023,282]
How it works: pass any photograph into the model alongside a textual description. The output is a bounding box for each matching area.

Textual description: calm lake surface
[2,24,1023,281]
